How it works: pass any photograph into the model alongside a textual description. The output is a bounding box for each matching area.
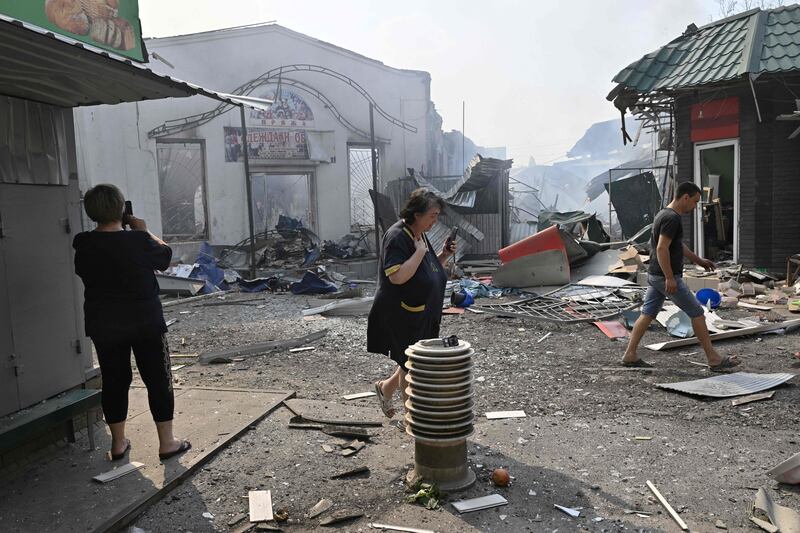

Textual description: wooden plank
[646,480,689,531]
[645,319,800,351]
[198,329,328,364]
[731,391,775,406]
[485,410,526,420]
[249,490,273,522]
[342,391,376,400]
[93,462,145,483]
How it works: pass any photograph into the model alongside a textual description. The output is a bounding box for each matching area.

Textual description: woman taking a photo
[367,188,455,419]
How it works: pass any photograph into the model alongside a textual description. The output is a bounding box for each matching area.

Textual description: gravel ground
[131,290,800,532]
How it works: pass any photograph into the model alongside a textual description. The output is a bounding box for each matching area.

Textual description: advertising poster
[0,0,148,62]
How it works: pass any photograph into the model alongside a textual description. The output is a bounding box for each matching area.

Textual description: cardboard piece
[249,490,273,522]
[752,488,800,532]
[452,494,508,513]
[92,462,145,483]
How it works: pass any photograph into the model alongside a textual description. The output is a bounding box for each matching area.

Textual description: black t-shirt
[73,230,172,340]
[648,208,684,277]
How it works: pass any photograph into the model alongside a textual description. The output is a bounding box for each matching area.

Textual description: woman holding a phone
[73,184,191,462]
[367,188,456,420]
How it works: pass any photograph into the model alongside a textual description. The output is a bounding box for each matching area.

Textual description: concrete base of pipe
[408,439,475,492]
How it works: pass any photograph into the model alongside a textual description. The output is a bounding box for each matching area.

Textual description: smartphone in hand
[122,201,133,228]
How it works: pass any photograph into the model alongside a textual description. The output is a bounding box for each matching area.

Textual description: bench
[0,388,102,456]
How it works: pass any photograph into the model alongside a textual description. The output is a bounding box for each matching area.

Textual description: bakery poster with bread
[0,0,147,62]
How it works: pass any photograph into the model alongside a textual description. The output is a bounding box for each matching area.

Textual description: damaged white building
[74,23,459,253]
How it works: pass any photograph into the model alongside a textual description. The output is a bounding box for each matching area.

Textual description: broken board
[284,398,383,426]
[656,372,794,398]
[485,410,526,420]
[492,249,570,288]
[198,329,328,364]
[92,462,145,483]
[249,490,273,522]
[645,319,800,351]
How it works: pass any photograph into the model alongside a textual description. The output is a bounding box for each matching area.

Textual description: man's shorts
[641,274,704,318]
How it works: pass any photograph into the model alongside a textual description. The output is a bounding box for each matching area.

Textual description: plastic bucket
[696,288,722,309]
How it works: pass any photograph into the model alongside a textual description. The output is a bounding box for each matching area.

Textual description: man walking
[621,182,740,371]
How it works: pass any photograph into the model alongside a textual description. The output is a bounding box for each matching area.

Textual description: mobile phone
[123,200,133,227]
[446,226,458,248]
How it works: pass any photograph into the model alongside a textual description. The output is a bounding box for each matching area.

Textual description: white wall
[74,24,434,243]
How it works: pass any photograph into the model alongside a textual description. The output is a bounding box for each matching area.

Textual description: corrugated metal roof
[610,4,800,96]
[0,16,258,109]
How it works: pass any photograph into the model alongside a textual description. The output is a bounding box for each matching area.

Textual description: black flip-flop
[709,356,740,372]
[159,439,192,461]
[110,439,131,461]
[622,359,654,368]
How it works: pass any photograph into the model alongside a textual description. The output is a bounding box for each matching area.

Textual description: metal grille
[476,284,646,323]
[349,147,378,227]
[157,141,207,241]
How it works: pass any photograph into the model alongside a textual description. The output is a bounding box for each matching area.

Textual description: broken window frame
[347,144,379,231]
[475,284,646,324]
[156,139,209,242]
[249,170,317,234]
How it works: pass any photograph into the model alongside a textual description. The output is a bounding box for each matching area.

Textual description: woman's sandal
[709,356,740,372]
[159,439,192,461]
[374,381,396,418]
[110,438,131,461]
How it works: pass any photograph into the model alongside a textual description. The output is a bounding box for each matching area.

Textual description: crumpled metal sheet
[656,372,795,398]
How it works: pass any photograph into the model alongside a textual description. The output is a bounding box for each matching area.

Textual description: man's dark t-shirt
[648,208,684,277]
[73,231,172,341]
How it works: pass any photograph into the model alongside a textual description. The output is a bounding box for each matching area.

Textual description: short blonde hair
[84,184,124,224]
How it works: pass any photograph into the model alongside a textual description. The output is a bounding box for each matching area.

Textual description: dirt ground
[130,289,800,533]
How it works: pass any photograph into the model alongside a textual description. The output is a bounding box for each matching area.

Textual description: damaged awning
[0,16,269,109]
[413,155,513,208]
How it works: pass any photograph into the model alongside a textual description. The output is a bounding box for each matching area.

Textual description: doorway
[249,173,315,234]
[693,140,739,262]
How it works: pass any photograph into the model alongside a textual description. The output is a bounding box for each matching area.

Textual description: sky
[139,0,728,165]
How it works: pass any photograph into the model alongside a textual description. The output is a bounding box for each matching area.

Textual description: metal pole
[462,101,465,170]
[369,103,380,261]
[240,105,257,279]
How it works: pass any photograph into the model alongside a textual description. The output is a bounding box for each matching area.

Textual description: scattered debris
[593,320,629,339]
[646,480,689,531]
[165,318,178,327]
[477,284,645,323]
[656,372,795,398]
[485,410,526,420]
[645,319,800,351]
[202,511,215,519]
[92,462,145,483]
[273,508,289,522]
[451,494,508,513]
[308,498,332,519]
[634,436,652,441]
[330,466,370,479]
[750,487,800,532]
[342,391,376,400]
[536,332,552,343]
[248,490,273,522]
[405,481,441,510]
[368,523,435,533]
[715,519,728,529]
[731,391,775,406]
[340,439,366,457]
[318,509,365,526]
[767,452,800,484]
[321,425,375,440]
[198,329,328,364]
[492,249,571,288]
[491,468,510,487]
[288,346,315,353]
[284,399,383,426]
[302,297,374,317]
[554,504,581,518]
